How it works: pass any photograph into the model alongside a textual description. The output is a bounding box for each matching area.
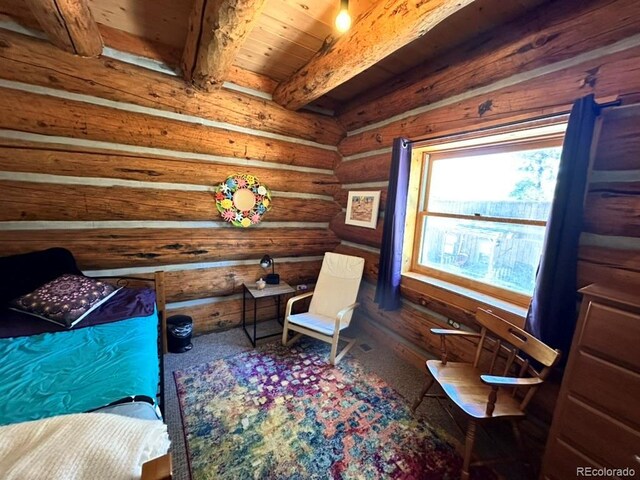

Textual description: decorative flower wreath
[214,174,272,228]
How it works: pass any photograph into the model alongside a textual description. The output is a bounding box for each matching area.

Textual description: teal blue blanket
[0,312,158,425]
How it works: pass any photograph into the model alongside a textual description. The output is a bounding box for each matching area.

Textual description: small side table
[242,282,295,347]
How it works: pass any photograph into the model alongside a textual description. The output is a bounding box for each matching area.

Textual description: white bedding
[0,413,170,480]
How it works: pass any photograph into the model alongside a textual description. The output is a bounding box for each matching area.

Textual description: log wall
[330,0,640,421]
[578,104,640,287]
[0,29,344,334]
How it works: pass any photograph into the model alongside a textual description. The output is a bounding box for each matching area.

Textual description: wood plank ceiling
[0,0,551,112]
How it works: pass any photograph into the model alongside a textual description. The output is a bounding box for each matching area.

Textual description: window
[410,125,565,306]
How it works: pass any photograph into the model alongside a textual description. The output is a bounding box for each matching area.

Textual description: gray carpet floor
[163,320,542,479]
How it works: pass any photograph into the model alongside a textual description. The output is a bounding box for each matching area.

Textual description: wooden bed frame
[142,454,172,480]
[92,271,172,480]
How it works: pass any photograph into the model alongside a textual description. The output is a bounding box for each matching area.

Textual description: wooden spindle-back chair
[411,308,561,479]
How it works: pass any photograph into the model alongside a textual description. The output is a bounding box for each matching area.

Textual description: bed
[0,248,171,479]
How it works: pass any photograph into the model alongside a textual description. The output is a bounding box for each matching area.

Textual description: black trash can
[167,315,193,353]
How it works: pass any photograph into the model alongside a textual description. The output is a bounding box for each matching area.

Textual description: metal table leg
[242,284,294,347]
[242,286,246,330]
[253,292,257,347]
[242,284,257,347]
[277,295,282,325]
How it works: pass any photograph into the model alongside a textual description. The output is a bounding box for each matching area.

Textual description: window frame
[409,128,566,307]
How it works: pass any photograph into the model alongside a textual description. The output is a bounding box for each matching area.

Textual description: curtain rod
[406,98,622,146]
[598,99,624,108]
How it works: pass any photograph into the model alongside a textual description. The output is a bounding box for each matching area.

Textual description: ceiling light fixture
[335,0,351,33]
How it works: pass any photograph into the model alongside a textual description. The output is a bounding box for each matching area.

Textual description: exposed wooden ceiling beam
[182,0,268,91]
[98,25,278,93]
[272,0,476,111]
[338,0,640,131]
[24,0,102,57]
[0,6,278,94]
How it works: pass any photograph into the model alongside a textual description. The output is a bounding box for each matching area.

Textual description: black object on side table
[242,282,295,347]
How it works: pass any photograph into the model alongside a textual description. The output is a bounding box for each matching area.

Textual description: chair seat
[288,312,345,336]
[427,360,525,419]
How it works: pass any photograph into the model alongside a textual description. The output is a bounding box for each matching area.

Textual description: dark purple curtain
[375,137,412,310]
[525,94,600,356]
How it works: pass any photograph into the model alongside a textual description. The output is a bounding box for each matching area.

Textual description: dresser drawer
[557,396,640,471]
[544,436,603,480]
[579,302,640,370]
[568,351,640,428]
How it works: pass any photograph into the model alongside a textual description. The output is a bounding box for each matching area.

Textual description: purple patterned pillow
[10,274,121,328]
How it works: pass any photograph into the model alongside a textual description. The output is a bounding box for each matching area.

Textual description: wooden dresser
[541,284,640,479]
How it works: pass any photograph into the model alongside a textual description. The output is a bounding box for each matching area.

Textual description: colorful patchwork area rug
[174,341,496,480]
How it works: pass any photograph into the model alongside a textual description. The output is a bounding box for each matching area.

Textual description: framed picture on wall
[345,191,381,229]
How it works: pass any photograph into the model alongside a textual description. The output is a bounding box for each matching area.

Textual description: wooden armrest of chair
[336,302,359,321]
[430,328,481,337]
[481,376,543,416]
[334,302,359,331]
[285,291,314,317]
[141,453,172,480]
[480,375,544,387]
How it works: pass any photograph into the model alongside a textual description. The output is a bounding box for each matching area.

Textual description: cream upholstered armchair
[282,252,365,365]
